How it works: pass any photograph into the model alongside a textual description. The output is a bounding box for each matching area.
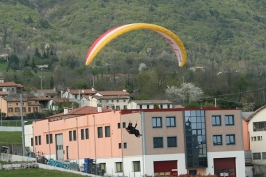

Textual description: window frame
[225,115,234,126]
[166,116,176,127]
[213,135,223,145]
[133,161,141,172]
[73,130,77,141]
[226,134,236,145]
[152,117,162,128]
[211,115,221,126]
[167,136,177,147]
[69,131,72,141]
[85,128,89,139]
[115,162,123,172]
[153,137,163,148]
[81,129,84,140]
[98,127,103,138]
[105,126,110,137]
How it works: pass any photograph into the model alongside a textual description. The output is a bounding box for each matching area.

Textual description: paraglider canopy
[85,23,187,67]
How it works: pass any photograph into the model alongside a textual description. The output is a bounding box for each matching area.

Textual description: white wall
[248,108,266,165]
[0,126,21,131]
[24,124,33,152]
[207,151,245,176]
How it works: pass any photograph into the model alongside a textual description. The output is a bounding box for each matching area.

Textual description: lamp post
[20,94,25,156]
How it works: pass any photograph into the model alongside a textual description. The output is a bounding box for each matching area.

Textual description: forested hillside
[0,0,266,110]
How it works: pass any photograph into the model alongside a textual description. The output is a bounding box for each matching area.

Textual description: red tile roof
[0,82,24,88]
[97,91,130,96]
[70,89,97,95]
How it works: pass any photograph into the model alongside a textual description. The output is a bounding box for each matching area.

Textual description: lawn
[0,131,22,145]
[0,168,90,177]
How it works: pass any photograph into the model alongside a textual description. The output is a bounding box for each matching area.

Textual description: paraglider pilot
[126,122,142,138]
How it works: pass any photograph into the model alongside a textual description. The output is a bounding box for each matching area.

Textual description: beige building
[0,97,40,118]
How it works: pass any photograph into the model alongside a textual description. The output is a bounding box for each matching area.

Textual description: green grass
[0,132,22,145]
[0,168,90,177]
[0,63,7,73]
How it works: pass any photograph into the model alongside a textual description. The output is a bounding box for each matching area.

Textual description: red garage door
[214,158,236,177]
[154,160,178,177]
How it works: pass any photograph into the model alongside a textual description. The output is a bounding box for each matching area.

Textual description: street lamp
[20,94,26,156]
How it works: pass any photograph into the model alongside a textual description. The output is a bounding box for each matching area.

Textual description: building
[61,88,96,102]
[127,100,173,109]
[0,78,24,94]
[31,107,245,176]
[0,96,41,118]
[247,106,266,164]
[80,90,131,110]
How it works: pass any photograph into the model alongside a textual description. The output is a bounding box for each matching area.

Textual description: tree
[165,83,204,105]
[7,54,20,71]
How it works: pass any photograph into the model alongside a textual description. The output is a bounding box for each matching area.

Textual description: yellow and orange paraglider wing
[85,23,187,67]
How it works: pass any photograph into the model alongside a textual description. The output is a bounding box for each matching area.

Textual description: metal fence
[0,144,23,156]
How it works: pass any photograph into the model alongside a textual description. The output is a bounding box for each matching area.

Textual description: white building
[127,100,173,109]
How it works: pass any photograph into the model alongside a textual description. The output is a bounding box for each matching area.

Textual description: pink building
[32,107,246,177]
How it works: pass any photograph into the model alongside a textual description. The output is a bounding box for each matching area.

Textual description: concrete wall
[0,126,21,131]
[0,153,36,162]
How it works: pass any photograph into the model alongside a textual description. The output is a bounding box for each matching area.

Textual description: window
[33,107,38,112]
[22,107,26,112]
[69,131,72,141]
[152,117,162,128]
[98,127,103,138]
[35,136,38,145]
[105,126,110,137]
[85,128,89,139]
[46,134,49,144]
[166,117,176,127]
[124,143,127,149]
[31,138,33,146]
[116,162,123,172]
[50,134,53,143]
[28,107,31,112]
[213,135,222,145]
[100,163,106,172]
[119,143,122,149]
[16,103,18,106]
[139,105,142,109]
[116,106,120,110]
[38,136,41,145]
[262,152,266,159]
[253,121,266,131]
[81,129,84,140]
[133,161,141,172]
[73,130,77,141]
[225,115,234,125]
[8,108,13,112]
[123,105,127,109]
[147,105,149,109]
[226,134,235,145]
[123,122,126,128]
[118,123,121,129]
[153,137,163,148]
[46,134,53,144]
[15,107,19,112]
[253,153,261,160]
[212,115,221,126]
[167,136,177,147]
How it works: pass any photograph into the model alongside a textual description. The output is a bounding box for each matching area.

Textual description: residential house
[247,106,266,164]
[127,100,173,109]
[61,88,96,102]
[80,90,131,110]
[35,89,59,98]
[31,107,245,176]
[0,78,24,94]
[0,96,40,118]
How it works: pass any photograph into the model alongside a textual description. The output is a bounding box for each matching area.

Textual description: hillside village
[0,78,265,176]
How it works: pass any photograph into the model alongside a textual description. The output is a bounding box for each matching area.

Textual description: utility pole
[20,94,25,156]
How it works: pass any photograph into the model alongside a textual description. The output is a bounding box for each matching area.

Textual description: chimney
[92,87,95,91]
[64,108,68,114]
[97,103,102,113]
